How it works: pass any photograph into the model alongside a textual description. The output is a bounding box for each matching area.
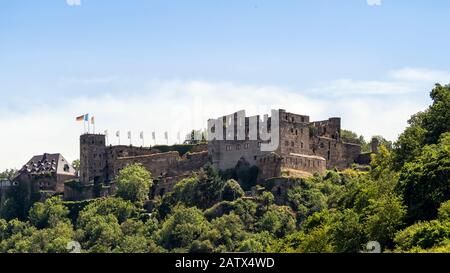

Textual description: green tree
[363,193,406,248]
[397,133,450,222]
[0,219,74,253]
[170,164,226,210]
[202,213,247,252]
[394,220,450,251]
[115,235,164,253]
[287,180,327,223]
[341,130,370,152]
[340,129,359,141]
[370,145,395,180]
[80,214,122,252]
[298,225,334,253]
[0,169,18,180]
[257,205,296,238]
[237,231,274,253]
[422,84,450,144]
[28,196,70,229]
[205,198,259,230]
[332,209,365,252]
[438,200,450,222]
[393,84,450,169]
[116,163,153,205]
[221,179,244,201]
[113,218,163,253]
[77,197,137,228]
[393,113,427,169]
[259,191,274,211]
[158,206,210,251]
[72,160,80,172]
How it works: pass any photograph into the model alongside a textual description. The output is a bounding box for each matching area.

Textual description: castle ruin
[66,108,373,200]
[208,109,364,181]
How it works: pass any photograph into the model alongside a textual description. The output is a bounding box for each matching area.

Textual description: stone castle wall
[282,153,326,174]
[311,136,361,169]
[209,109,362,180]
[75,134,210,200]
[256,153,282,182]
[209,139,265,170]
[112,151,179,180]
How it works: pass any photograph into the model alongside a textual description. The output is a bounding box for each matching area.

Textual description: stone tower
[80,134,107,185]
[371,137,380,154]
[327,117,341,139]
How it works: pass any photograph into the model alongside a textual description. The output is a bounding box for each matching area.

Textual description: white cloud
[390,68,450,83]
[0,76,430,170]
[66,0,81,6]
[311,79,417,96]
[308,67,450,97]
[367,0,382,6]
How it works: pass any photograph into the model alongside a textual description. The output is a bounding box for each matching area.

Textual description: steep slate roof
[20,153,77,176]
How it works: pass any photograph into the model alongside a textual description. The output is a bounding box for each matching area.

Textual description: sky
[1,0,450,169]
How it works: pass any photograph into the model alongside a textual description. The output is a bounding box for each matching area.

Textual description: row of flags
[76,113,183,145]
[108,130,178,145]
[111,131,172,140]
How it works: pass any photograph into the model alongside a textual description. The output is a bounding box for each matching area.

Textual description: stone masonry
[208,109,364,181]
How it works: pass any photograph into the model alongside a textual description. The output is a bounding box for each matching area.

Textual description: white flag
[127,131,131,139]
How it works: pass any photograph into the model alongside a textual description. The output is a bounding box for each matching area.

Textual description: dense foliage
[0,84,449,253]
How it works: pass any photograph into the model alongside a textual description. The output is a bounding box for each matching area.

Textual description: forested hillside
[0,84,449,253]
